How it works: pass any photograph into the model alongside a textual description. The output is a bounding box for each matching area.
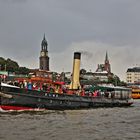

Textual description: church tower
[39,34,49,71]
[104,51,111,73]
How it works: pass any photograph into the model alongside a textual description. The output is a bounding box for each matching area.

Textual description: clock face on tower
[41,51,45,56]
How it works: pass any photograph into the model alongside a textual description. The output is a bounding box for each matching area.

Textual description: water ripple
[0,100,140,140]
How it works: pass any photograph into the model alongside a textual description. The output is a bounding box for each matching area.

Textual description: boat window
[114,90,121,99]
[69,102,71,105]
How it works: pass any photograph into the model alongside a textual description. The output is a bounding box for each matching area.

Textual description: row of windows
[127,77,140,79]
[127,77,131,79]
[127,73,140,76]
[127,80,140,83]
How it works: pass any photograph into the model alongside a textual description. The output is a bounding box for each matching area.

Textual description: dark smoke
[79,51,93,59]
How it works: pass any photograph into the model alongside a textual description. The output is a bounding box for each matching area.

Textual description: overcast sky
[0,0,140,81]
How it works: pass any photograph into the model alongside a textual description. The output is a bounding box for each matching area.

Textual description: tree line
[0,57,30,75]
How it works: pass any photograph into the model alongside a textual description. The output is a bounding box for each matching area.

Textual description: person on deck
[27,82,32,90]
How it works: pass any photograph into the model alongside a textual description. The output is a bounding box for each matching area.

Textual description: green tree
[16,67,30,75]
[6,58,19,72]
[80,69,87,75]
[0,57,6,70]
[0,57,30,75]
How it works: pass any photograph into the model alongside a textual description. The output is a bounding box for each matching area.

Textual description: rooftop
[127,67,140,72]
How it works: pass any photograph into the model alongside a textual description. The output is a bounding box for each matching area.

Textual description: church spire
[105,51,109,62]
[104,51,111,73]
[43,33,46,40]
[41,34,48,51]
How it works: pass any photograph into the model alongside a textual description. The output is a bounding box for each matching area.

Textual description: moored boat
[0,52,133,111]
[0,83,133,111]
[132,88,140,99]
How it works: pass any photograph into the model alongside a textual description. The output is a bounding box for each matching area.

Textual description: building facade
[96,51,111,73]
[126,67,140,83]
[93,71,109,82]
[39,35,49,71]
[93,51,112,82]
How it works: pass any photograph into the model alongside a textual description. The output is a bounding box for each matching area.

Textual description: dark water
[0,100,140,140]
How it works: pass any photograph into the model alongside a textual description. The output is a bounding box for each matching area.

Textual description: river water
[0,100,140,140]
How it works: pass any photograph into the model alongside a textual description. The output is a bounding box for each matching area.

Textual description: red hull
[0,105,46,111]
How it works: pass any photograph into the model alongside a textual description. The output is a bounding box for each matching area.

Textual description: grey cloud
[0,0,140,78]
[1,0,27,3]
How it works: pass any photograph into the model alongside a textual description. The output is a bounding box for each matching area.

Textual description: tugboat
[0,52,133,111]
